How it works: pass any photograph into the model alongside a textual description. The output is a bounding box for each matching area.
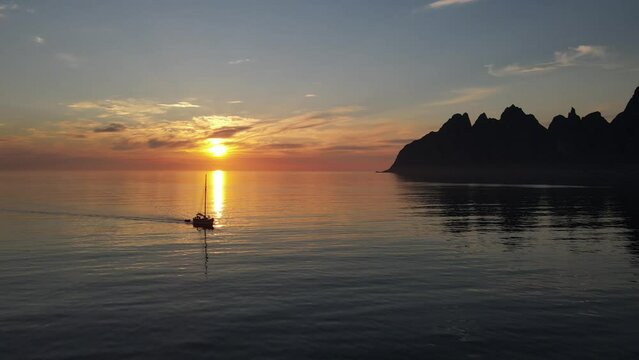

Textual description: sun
[207,139,228,157]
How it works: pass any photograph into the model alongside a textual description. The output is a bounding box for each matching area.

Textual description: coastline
[384,166,639,186]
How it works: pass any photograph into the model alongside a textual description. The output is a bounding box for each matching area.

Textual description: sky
[1,0,638,170]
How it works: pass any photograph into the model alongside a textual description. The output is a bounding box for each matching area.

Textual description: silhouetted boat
[185,174,214,229]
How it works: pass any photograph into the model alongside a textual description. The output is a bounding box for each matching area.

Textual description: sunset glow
[208,139,228,157]
[0,1,637,172]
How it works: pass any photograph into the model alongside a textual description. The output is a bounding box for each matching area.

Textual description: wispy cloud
[424,87,499,107]
[192,115,257,129]
[3,99,418,169]
[0,3,18,18]
[415,0,477,12]
[274,106,364,133]
[429,0,478,9]
[322,145,391,152]
[227,105,367,153]
[93,123,126,133]
[227,100,243,104]
[56,53,82,68]
[209,126,252,138]
[158,101,200,108]
[487,45,609,77]
[304,94,317,98]
[69,98,201,122]
[228,58,253,65]
[258,143,307,150]
[69,98,169,120]
[221,105,392,157]
[147,138,195,149]
[108,114,257,151]
[1,108,263,159]
[33,36,45,44]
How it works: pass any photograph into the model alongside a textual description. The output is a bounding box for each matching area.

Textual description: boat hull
[192,218,214,229]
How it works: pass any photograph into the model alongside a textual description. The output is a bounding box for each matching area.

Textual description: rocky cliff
[386,87,639,184]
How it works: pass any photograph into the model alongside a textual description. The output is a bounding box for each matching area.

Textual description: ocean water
[1,171,638,359]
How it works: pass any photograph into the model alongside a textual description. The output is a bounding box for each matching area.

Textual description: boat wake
[0,208,186,224]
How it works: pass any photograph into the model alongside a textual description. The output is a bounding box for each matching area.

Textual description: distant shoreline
[384,166,639,186]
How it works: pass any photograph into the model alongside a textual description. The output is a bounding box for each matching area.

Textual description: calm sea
[1,171,638,359]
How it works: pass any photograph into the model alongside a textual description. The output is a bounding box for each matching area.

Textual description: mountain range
[386,86,639,184]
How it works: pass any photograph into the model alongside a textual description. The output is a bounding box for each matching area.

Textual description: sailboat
[187,173,215,229]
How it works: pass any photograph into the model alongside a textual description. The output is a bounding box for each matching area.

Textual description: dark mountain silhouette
[610,87,639,161]
[386,86,639,185]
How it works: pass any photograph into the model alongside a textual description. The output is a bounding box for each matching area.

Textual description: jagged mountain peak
[582,111,606,122]
[611,86,639,129]
[473,113,498,131]
[499,105,544,132]
[581,111,609,132]
[550,107,582,132]
[439,113,471,135]
[624,86,639,113]
[568,107,579,120]
[387,85,639,176]
[501,105,526,119]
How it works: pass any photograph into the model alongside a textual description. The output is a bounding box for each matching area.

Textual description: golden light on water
[212,170,225,218]
[208,138,228,157]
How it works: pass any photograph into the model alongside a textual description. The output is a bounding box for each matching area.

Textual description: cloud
[56,53,82,68]
[208,126,252,139]
[424,87,499,107]
[192,115,257,128]
[414,0,477,12]
[487,45,609,77]
[273,106,364,133]
[93,123,126,133]
[3,99,419,169]
[225,106,365,149]
[33,36,45,44]
[323,145,390,152]
[158,101,200,108]
[259,143,307,150]
[428,0,478,9]
[107,115,255,151]
[0,3,18,17]
[228,58,253,65]
[147,138,195,149]
[557,45,606,64]
[5,108,263,157]
[227,100,243,104]
[486,64,550,77]
[69,98,202,121]
[304,94,317,98]
[69,99,169,120]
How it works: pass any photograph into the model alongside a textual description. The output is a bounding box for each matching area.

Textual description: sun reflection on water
[212,170,225,219]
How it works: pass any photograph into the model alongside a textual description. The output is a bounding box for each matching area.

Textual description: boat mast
[204,173,207,216]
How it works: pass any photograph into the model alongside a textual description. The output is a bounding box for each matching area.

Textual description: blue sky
[1,0,638,170]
